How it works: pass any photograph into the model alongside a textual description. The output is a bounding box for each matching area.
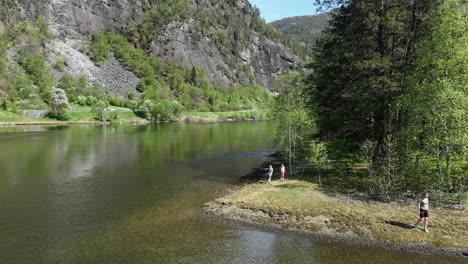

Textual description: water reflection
[0,123,465,264]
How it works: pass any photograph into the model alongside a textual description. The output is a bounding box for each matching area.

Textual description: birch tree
[273,72,315,176]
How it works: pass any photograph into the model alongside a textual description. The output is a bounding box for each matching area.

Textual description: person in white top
[280,164,286,180]
[414,193,430,233]
[267,165,273,183]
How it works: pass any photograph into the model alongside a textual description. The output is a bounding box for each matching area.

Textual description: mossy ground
[214,180,468,249]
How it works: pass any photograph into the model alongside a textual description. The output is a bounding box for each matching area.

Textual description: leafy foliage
[49,88,71,120]
[18,51,53,98]
[273,71,315,175]
[399,0,468,197]
[305,0,467,200]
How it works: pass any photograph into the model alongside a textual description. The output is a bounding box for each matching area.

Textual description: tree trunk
[289,124,293,176]
[437,144,443,183]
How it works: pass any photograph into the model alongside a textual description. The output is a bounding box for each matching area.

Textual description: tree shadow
[274,183,302,189]
[385,220,413,229]
[240,158,285,183]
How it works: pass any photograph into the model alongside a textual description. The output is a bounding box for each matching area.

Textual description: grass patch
[0,111,37,122]
[67,105,143,122]
[0,106,145,124]
[181,109,269,122]
[215,180,468,248]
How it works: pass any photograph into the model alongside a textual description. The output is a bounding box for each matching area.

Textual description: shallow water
[0,123,465,264]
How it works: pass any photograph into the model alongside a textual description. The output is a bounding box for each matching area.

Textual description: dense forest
[273,0,467,204]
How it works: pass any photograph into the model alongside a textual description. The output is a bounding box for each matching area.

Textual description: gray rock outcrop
[8,0,301,92]
[14,0,149,39]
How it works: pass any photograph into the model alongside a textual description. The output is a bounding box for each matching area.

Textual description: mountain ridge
[271,12,330,59]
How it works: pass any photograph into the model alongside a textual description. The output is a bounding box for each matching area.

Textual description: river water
[0,123,465,263]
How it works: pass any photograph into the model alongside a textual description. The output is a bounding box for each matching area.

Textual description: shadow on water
[385,221,413,229]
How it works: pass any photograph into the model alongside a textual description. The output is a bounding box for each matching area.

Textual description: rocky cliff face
[14,0,149,39]
[7,0,300,94]
[149,0,298,88]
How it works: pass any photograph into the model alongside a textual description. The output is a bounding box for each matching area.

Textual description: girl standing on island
[414,193,430,233]
[280,164,286,180]
[267,165,273,183]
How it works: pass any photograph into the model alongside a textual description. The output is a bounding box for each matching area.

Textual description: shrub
[18,51,53,97]
[54,59,66,72]
[15,94,47,110]
[215,31,230,48]
[77,95,87,106]
[93,100,117,121]
[50,110,71,121]
[48,88,71,120]
[124,99,138,110]
[89,32,111,65]
[107,96,123,107]
[136,100,154,119]
[86,96,98,106]
[151,100,183,121]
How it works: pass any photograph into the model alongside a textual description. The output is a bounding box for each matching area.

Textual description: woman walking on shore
[414,193,430,233]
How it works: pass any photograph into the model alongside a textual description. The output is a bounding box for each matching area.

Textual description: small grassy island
[204,0,467,257]
[206,180,468,255]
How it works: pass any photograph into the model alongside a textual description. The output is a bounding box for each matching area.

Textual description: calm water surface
[0,123,465,263]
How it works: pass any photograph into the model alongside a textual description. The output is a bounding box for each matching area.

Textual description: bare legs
[424,217,429,230]
[414,217,429,232]
[415,217,423,227]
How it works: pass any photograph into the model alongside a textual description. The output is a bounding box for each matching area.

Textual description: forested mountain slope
[271,12,330,59]
[0,0,299,98]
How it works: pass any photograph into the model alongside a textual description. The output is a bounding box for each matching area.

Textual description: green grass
[181,109,269,122]
[0,111,37,122]
[0,106,145,124]
[214,180,468,248]
[1,107,269,124]
[67,105,145,122]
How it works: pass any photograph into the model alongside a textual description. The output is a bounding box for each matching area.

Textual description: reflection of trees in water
[0,123,274,192]
[0,126,140,188]
[0,123,276,262]
[136,122,274,163]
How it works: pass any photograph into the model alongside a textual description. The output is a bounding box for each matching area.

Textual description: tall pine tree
[309,0,429,147]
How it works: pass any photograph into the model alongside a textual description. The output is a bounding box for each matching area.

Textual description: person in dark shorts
[414,193,430,233]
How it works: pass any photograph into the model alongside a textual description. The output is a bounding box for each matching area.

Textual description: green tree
[49,88,71,120]
[309,0,430,145]
[89,32,111,65]
[309,141,328,186]
[400,0,468,197]
[19,51,54,98]
[274,71,315,176]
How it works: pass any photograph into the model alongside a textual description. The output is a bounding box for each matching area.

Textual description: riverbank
[205,180,468,258]
[0,108,269,126]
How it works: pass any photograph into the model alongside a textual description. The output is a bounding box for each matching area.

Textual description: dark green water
[0,123,465,264]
